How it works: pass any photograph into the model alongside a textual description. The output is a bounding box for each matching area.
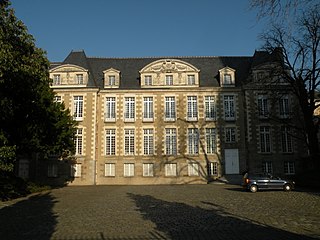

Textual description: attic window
[219,67,235,87]
[109,76,116,86]
[224,74,232,85]
[53,74,61,85]
[76,74,84,84]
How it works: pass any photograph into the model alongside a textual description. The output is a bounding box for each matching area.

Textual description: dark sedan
[243,173,295,193]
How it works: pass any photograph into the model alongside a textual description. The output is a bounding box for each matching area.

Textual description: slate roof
[50,50,269,89]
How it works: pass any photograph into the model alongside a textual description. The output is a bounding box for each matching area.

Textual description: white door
[225,149,239,174]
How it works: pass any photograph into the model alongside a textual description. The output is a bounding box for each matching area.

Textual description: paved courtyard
[0,184,319,240]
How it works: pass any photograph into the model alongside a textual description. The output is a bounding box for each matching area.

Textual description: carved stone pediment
[140,59,199,74]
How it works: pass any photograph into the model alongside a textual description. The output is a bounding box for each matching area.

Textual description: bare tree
[256,5,320,167]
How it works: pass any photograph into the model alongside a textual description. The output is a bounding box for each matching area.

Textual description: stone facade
[20,50,307,185]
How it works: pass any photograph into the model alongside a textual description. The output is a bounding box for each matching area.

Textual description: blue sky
[11,0,266,62]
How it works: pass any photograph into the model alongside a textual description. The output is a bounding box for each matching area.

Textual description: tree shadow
[0,192,57,240]
[128,193,317,240]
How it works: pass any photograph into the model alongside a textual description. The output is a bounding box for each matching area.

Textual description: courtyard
[0,184,319,240]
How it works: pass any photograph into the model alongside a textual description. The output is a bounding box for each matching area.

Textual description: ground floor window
[124,163,134,177]
[209,162,218,175]
[262,161,273,174]
[284,162,295,175]
[105,163,115,177]
[143,163,154,177]
[188,162,199,176]
[165,163,177,176]
[71,163,82,177]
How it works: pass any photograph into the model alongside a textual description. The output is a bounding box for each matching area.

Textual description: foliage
[0,0,76,174]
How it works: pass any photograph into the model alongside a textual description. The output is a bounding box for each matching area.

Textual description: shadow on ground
[128,193,317,240]
[0,193,57,240]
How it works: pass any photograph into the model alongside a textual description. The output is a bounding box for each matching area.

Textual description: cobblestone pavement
[0,184,319,240]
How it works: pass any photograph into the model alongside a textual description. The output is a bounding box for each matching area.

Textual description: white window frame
[143,163,154,177]
[279,96,290,118]
[105,129,116,156]
[124,97,135,122]
[223,74,232,85]
[53,74,61,85]
[187,75,195,85]
[124,163,134,177]
[205,96,216,120]
[73,96,83,121]
[209,162,218,175]
[54,95,62,103]
[143,129,154,155]
[109,75,116,86]
[188,162,199,176]
[258,96,269,118]
[260,126,271,153]
[124,129,135,155]
[165,128,177,155]
[224,95,235,121]
[71,163,82,177]
[165,96,176,121]
[225,127,236,143]
[105,163,115,177]
[76,74,84,85]
[262,161,273,174]
[144,75,152,86]
[105,97,116,122]
[165,75,173,85]
[165,163,177,176]
[205,128,216,154]
[74,128,83,155]
[188,128,199,155]
[187,96,198,121]
[143,97,154,121]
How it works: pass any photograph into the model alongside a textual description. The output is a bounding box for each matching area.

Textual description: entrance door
[225,149,239,174]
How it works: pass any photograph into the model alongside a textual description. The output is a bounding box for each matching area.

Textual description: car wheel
[284,184,292,191]
[250,185,258,193]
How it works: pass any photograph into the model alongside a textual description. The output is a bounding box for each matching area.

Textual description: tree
[0,0,76,174]
[251,1,320,167]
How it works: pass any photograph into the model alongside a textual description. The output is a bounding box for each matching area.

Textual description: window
[53,74,61,85]
[143,163,154,177]
[165,128,177,155]
[187,75,195,85]
[209,162,218,175]
[188,162,199,176]
[54,96,62,103]
[165,75,173,85]
[105,97,116,121]
[284,162,295,175]
[124,97,135,121]
[105,129,116,155]
[105,163,115,177]
[225,127,236,143]
[71,163,81,177]
[165,96,176,121]
[262,162,273,174]
[205,96,215,120]
[206,128,216,154]
[188,128,199,155]
[73,96,83,121]
[48,163,58,177]
[143,129,154,155]
[223,74,232,85]
[187,96,198,121]
[124,129,135,155]
[279,96,290,118]
[145,75,152,86]
[165,163,177,176]
[224,95,235,120]
[76,74,84,84]
[143,97,154,121]
[109,75,116,86]
[260,126,271,153]
[124,163,134,177]
[74,128,83,155]
[281,126,293,153]
[258,96,269,118]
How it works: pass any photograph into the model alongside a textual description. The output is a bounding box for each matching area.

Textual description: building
[27,49,307,185]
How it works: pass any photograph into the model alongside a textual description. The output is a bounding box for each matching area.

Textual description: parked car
[243,173,295,193]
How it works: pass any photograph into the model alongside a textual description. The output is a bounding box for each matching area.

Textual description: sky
[11,0,266,62]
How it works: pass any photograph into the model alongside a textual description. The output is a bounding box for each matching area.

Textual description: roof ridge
[88,55,251,60]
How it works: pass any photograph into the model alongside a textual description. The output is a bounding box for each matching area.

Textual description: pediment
[140,59,200,73]
[50,64,88,73]
[103,68,120,74]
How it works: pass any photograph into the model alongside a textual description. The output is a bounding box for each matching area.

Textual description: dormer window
[103,68,120,88]
[76,74,84,85]
[109,75,116,86]
[53,74,61,85]
[145,75,152,86]
[219,67,236,87]
[187,75,195,85]
[166,75,173,85]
